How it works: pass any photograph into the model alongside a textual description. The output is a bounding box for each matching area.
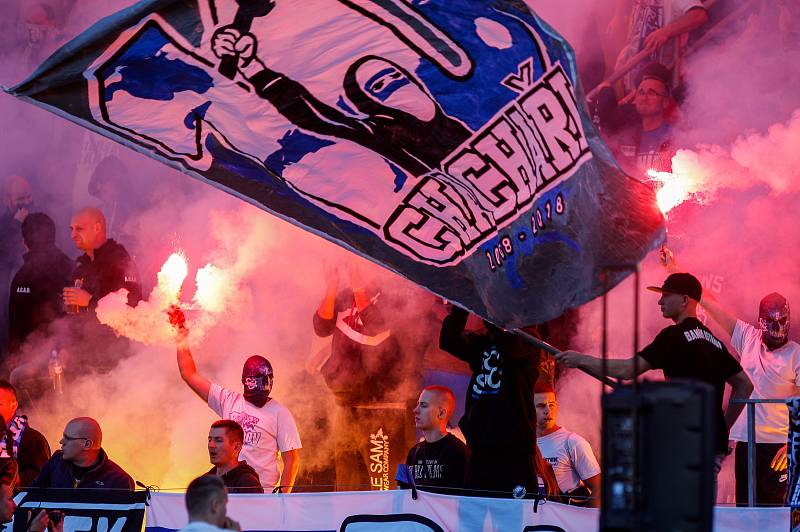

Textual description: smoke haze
[0,0,798,503]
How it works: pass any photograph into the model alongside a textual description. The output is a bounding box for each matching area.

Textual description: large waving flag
[7,0,664,327]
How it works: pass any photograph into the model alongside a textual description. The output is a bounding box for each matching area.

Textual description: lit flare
[194,264,228,313]
[156,252,189,302]
[646,168,700,216]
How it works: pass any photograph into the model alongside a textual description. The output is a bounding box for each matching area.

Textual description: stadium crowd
[0,1,799,530]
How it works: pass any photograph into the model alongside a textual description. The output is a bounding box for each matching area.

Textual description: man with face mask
[170,307,302,492]
[662,248,800,505]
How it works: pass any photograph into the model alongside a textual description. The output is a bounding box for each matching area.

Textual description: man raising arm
[662,248,799,505]
[556,272,752,482]
[170,307,302,493]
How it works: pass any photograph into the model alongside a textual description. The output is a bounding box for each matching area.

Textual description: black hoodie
[439,306,540,456]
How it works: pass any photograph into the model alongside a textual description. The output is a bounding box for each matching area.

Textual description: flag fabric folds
[7,0,665,327]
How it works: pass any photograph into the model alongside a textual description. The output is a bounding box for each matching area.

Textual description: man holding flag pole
[555,271,753,487]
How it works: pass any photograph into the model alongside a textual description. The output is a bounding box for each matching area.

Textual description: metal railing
[732,397,788,507]
[584,0,758,104]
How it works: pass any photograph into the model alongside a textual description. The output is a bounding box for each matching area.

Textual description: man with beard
[663,248,800,505]
[170,307,301,492]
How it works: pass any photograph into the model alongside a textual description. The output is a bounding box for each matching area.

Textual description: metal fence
[732,397,788,507]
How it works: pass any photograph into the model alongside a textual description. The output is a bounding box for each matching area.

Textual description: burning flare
[156,252,189,302]
[646,168,704,216]
[96,252,192,345]
[193,264,229,313]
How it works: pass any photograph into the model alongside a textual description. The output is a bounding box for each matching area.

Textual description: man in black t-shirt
[556,273,753,480]
[440,306,541,495]
[313,264,420,490]
[404,385,469,493]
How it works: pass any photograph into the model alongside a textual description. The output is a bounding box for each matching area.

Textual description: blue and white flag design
[7,0,665,327]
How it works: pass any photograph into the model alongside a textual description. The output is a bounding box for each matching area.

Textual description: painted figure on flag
[211,27,472,177]
[11,0,664,326]
[85,0,591,265]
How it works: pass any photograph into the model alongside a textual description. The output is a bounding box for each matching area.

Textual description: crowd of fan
[1,2,800,530]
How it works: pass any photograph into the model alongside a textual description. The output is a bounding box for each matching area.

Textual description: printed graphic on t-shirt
[683,327,723,350]
[231,411,262,445]
[369,428,390,490]
[471,346,502,398]
[411,460,446,482]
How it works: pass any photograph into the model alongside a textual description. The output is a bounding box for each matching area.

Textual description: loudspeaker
[601,380,715,532]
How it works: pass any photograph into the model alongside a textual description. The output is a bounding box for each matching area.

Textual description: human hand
[28,509,49,532]
[167,305,189,338]
[658,245,674,269]
[221,516,241,532]
[643,27,670,53]
[27,510,64,532]
[770,444,788,471]
[13,206,29,223]
[211,27,257,67]
[62,287,92,308]
[553,350,584,369]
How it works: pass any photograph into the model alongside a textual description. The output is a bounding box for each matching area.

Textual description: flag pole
[512,328,619,389]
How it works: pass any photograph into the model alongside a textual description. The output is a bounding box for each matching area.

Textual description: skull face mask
[241,355,273,407]
[758,293,790,350]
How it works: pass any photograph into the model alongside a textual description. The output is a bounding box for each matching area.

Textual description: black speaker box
[601,380,715,532]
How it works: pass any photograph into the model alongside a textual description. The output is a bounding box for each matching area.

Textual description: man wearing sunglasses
[31,417,133,490]
[662,248,800,506]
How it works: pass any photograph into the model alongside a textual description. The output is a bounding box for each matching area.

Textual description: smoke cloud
[1,0,797,504]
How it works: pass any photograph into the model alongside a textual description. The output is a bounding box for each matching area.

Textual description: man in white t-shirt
[170,307,302,492]
[663,249,800,505]
[534,383,601,507]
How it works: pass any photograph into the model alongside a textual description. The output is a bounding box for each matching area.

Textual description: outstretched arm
[439,306,474,362]
[660,247,737,338]
[170,307,212,402]
[555,350,651,381]
[642,7,708,53]
[211,28,368,139]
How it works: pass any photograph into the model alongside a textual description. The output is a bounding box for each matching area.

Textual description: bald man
[63,207,141,312]
[32,417,134,490]
[404,386,470,491]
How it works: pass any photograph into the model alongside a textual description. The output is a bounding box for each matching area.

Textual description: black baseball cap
[647,273,702,301]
